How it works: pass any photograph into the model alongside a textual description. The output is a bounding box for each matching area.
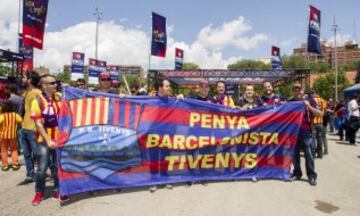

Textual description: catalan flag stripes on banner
[57,87,305,196]
[68,97,140,130]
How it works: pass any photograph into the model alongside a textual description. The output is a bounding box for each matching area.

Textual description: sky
[0,0,359,73]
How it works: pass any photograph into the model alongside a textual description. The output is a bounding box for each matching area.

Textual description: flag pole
[147,14,152,93]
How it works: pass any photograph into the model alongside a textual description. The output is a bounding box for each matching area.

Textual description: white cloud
[0,3,268,72]
[327,33,354,46]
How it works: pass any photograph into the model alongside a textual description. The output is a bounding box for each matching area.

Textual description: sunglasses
[45,81,57,85]
[100,78,111,81]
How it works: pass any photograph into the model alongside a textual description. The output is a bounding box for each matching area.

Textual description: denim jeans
[293,136,317,179]
[312,124,325,156]
[34,142,59,193]
[20,129,38,178]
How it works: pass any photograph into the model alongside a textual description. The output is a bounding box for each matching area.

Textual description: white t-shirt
[348,99,360,118]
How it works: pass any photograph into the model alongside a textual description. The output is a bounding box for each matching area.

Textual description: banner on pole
[88,58,107,85]
[108,65,120,81]
[307,5,321,54]
[57,87,305,196]
[19,34,34,72]
[271,46,281,69]
[175,48,184,70]
[22,0,49,49]
[71,52,85,81]
[151,12,167,57]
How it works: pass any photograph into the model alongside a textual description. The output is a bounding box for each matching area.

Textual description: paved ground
[0,133,359,216]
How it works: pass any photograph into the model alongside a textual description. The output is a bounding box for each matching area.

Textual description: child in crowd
[0,101,23,171]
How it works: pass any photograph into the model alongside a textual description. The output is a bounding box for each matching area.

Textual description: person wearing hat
[288,82,322,186]
[96,72,117,94]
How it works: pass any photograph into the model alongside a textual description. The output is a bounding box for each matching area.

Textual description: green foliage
[55,71,71,84]
[312,70,351,99]
[227,60,271,70]
[0,64,12,76]
[282,55,308,69]
[182,62,200,70]
[339,60,360,71]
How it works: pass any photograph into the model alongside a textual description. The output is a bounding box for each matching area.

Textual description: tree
[282,55,307,69]
[227,60,271,70]
[55,70,71,84]
[312,70,351,100]
[182,62,200,70]
[0,64,12,76]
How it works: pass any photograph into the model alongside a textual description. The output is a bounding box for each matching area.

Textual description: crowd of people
[0,70,359,206]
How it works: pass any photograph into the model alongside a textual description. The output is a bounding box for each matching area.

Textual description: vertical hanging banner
[108,65,120,81]
[22,0,49,49]
[307,5,321,54]
[151,12,167,57]
[271,46,281,69]
[57,87,306,196]
[175,48,184,70]
[19,34,34,72]
[71,52,85,81]
[88,59,107,85]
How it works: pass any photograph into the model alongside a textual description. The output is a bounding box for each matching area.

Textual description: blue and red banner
[175,48,184,70]
[71,52,85,81]
[22,0,49,49]
[88,58,107,84]
[271,46,281,69]
[19,34,34,72]
[151,12,167,57]
[57,87,305,196]
[307,5,321,54]
[108,65,120,81]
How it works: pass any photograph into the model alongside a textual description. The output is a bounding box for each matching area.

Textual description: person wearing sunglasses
[75,78,86,89]
[288,82,322,186]
[96,72,117,94]
[30,74,69,205]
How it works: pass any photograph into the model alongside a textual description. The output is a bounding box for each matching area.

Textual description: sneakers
[52,191,70,203]
[165,184,173,190]
[309,178,317,186]
[291,174,302,181]
[32,192,44,206]
[149,186,158,193]
[12,164,21,171]
[1,166,10,171]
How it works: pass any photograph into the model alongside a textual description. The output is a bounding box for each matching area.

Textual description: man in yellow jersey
[30,74,69,206]
[310,90,326,158]
[20,71,42,183]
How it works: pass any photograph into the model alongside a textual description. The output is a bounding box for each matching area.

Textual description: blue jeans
[20,129,38,178]
[34,142,59,193]
[312,124,325,156]
[293,136,317,179]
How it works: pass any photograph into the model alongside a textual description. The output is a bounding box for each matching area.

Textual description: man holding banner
[288,83,322,186]
[31,74,69,206]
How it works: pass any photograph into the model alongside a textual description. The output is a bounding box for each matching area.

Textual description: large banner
[71,52,85,81]
[57,87,304,196]
[151,12,167,57]
[19,34,34,72]
[307,5,321,54]
[88,58,107,84]
[22,0,49,49]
